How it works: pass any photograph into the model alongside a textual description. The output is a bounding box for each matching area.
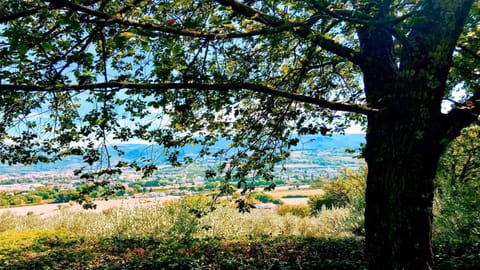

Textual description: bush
[0,199,9,207]
[433,184,480,245]
[153,195,213,241]
[12,196,27,206]
[309,167,366,215]
[308,168,366,235]
[252,193,283,205]
[26,195,42,204]
[434,126,480,245]
[277,205,311,217]
[179,194,213,217]
[54,190,78,203]
[308,183,349,212]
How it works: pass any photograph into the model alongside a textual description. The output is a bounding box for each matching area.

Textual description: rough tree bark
[359,1,476,269]
[364,105,443,269]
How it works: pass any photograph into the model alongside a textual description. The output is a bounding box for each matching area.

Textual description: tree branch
[309,34,364,67]
[215,0,284,26]
[215,0,363,66]
[39,0,363,66]
[0,82,378,115]
[46,0,109,19]
[308,0,417,26]
[443,92,480,141]
[457,44,480,61]
[106,17,296,39]
[0,8,42,23]
[42,0,299,40]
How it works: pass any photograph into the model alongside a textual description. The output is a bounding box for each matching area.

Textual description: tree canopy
[0,0,477,174]
[0,0,373,181]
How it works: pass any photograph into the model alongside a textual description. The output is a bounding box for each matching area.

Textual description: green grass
[0,232,367,270]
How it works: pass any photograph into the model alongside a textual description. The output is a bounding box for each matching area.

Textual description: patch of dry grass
[265,188,325,199]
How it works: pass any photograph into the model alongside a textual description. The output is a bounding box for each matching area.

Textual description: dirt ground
[0,197,178,217]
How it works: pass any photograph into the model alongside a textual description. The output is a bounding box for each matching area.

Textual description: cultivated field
[0,197,178,217]
[0,187,326,216]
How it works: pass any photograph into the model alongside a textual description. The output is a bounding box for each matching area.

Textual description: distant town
[0,135,365,207]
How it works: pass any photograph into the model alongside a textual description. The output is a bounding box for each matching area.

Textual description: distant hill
[0,134,365,176]
[291,134,365,151]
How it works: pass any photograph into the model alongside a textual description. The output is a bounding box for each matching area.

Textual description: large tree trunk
[364,109,443,270]
[357,2,475,268]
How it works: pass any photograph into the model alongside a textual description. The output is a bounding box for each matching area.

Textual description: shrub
[153,194,221,241]
[277,204,311,217]
[26,195,42,204]
[0,198,9,207]
[308,183,349,213]
[12,196,27,206]
[252,193,283,205]
[309,167,366,215]
[434,126,480,245]
[307,168,366,236]
[433,184,480,245]
[179,194,214,218]
[54,190,78,203]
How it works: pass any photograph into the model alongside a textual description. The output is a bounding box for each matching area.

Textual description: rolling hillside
[0,134,365,177]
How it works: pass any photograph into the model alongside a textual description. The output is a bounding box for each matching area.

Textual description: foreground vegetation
[0,196,362,269]
[0,192,478,269]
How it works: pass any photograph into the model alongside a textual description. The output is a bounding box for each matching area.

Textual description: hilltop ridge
[0,134,365,177]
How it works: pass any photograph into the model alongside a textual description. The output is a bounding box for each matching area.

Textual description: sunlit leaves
[438,125,480,186]
[448,4,480,98]
[0,0,367,196]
